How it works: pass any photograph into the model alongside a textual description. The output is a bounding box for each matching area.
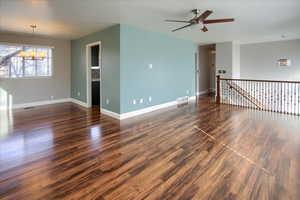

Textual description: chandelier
[19,25,47,60]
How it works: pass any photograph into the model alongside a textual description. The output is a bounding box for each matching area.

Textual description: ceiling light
[19,25,47,60]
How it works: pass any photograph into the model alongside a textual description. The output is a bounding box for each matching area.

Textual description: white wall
[232,42,240,78]
[198,45,213,92]
[0,32,71,106]
[216,41,240,79]
[209,47,216,89]
[241,39,300,81]
[216,42,233,78]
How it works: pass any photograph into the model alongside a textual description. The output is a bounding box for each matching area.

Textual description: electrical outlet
[148,96,152,102]
[50,96,54,100]
[148,64,153,69]
[106,99,110,104]
[186,90,190,95]
[133,99,137,105]
[77,92,81,96]
[140,98,143,104]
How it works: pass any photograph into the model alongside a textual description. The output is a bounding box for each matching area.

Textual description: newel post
[216,75,221,104]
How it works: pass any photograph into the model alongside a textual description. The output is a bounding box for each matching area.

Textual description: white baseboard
[197,89,210,96]
[189,96,197,101]
[209,88,216,93]
[8,98,71,110]
[0,98,89,111]
[118,96,196,120]
[2,96,196,121]
[119,100,178,120]
[70,98,89,108]
[101,96,197,120]
[101,108,121,120]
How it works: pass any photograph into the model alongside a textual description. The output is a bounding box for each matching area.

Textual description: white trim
[209,88,216,93]
[0,98,71,110]
[195,52,199,100]
[101,108,121,120]
[70,98,89,108]
[1,96,197,121]
[118,96,196,120]
[86,41,102,108]
[189,96,196,101]
[196,89,211,96]
[0,98,91,111]
[120,101,177,120]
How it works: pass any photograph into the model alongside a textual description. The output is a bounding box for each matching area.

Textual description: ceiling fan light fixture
[166,9,234,33]
[189,23,200,30]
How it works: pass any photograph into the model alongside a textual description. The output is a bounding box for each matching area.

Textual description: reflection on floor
[0,96,300,200]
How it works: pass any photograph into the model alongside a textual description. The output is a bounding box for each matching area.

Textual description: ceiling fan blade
[202,26,208,32]
[203,18,234,24]
[196,10,213,21]
[165,20,190,23]
[172,24,193,32]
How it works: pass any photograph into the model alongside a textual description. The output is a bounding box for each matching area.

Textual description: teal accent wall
[71,25,120,113]
[120,24,197,113]
[71,24,197,115]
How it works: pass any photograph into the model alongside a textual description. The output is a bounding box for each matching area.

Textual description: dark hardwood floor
[1,96,300,200]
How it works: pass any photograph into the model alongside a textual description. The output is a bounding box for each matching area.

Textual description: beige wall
[0,32,71,105]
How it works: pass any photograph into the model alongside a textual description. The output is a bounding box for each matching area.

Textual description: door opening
[86,41,102,108]
[197,44,216,98]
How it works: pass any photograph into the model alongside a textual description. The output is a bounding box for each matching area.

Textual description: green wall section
[71,25,120,113]
[71,24,197,114]
[120,24,197,113]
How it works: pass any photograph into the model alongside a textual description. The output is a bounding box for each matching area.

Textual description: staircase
[226,81,264,110]
[216,76,300,115]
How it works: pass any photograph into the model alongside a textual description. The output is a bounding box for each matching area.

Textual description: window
[0,44,52,78]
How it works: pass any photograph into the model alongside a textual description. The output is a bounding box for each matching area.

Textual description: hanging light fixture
[19,25,47,60]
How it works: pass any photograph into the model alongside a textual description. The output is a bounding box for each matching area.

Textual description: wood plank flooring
[0,96,300,200]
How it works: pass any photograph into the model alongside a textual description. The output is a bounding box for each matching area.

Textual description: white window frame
[0,42,54,79]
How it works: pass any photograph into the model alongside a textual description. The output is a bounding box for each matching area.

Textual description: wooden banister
[220,78,300,84]
[217,77,300,116]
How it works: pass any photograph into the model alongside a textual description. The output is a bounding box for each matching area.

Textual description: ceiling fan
[166,9,234,32]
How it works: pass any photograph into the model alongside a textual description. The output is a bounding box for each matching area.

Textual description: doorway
[86,41,102,108]
[197,44,216,96]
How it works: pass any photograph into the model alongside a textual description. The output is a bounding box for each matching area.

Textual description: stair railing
[216,76,300,115]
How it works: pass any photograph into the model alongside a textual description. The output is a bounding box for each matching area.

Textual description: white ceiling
[1,0,300,44]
